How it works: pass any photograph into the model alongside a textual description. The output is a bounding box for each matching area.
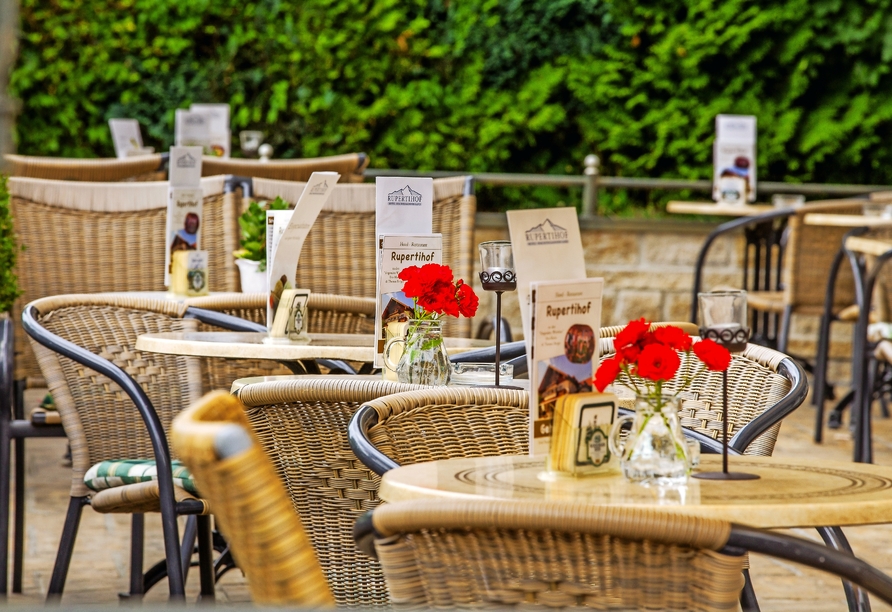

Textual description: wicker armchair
[171,391,334,606]
[202,152,367,182]
[20,295,225,599]
[357,499,892,610]
[234,377,426,607]
[247,176,476,338]
[4,153,168,182]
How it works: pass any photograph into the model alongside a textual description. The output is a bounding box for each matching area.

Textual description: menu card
[713,114,757,203]
[190,103,231,158]
[165,146,204,286]
[374,177,434,369]
[266,172,340,330]
[375,234,443,371]
[109,119,146,159]
[506,207,587,344]
[529,277,604,455]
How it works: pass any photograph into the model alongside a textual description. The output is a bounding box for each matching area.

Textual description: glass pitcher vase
[383,319,451,386]
[608,394,691,486]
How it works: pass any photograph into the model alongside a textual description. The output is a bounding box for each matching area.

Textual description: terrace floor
[4,387,892,609]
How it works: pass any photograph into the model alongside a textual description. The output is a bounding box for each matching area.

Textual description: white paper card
[109,119,143,159]
[529,278,603,455]
[165,146,203,286]
[191,103,231,157]
[374,234,443,370]
[168,146,203,188]
[506,207,587,344]
[267,172,340,329]
[175,109,211,152]
[713,114,757,202]
[375,177,434,238]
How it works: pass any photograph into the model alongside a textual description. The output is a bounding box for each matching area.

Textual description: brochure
[266,172,340,330]
[506,207,587,345]
[190,103,231,157]
[713,114,757,203]
[374,234,443,371]
[165,146,203,286]
[529,277,604,456]
[108,119,143,159]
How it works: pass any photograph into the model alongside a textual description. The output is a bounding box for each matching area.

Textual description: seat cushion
[85,459,198,495]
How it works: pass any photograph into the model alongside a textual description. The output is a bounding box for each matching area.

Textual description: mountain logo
[525,219,568,245]
[310,179,329,195]
[176,152,197,168]
[387,185,423,206]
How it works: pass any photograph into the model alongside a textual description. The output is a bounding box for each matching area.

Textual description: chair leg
[740,568,761,612]
[777,305,793,354]
[180,515,197,586]
[46,496,87,601]
[0,406,10,597]
[128,514,145,598]
[196,515,215,601]
[11,437,24,594]
[817,526,871,612]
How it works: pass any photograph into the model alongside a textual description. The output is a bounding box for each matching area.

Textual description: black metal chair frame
[14,303,267,600]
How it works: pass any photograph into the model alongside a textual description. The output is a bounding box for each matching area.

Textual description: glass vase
[608,394,691,486]
[384,319,451,386]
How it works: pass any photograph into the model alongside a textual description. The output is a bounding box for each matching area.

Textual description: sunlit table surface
[379,454,892,529]
[804,213,892,228]
[136,331,492,363]
[667,201,775,216]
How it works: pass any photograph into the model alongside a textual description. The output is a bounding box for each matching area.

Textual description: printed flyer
[108,119,144,159]
[713,114,757,203]
[165,146,203,287]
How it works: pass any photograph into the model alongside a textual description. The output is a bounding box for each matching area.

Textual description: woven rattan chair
[20,294,231,599]
[202,152,368,182]
[247,175,476,338]
[171,391,334,606]
[355,499,892,610]
[234,377,428,607]
[4,153,168,182]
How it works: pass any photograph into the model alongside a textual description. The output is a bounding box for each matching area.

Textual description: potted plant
[233,196,289,292]
[0,174,21,315]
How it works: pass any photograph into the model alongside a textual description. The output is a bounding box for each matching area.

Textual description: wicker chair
[234,376,428,607]
[202,152,367,182]
[19,294,231,599]
[356,499,892,610]
[4,153,168,182]
[247,175,476,338]
[183,292,377,385]
[171,391,334,606]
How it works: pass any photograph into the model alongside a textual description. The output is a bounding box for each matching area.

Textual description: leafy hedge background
[10,0,892,212]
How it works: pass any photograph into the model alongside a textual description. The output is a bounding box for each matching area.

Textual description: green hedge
[0,175,22,313]
[11,0,892,213]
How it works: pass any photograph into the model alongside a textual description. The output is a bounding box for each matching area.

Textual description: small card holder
[170,250,209,297]
[548,392,618,476]
[269,288,311,341]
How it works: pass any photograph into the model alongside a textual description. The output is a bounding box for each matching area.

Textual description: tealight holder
[693,290,759,481]
[478,241,518,388]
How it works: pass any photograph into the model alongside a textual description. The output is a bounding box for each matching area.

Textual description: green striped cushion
[84,459,198,495]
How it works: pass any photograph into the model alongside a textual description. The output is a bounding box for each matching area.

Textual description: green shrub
[0,175,22,313]
[11,0,892,214]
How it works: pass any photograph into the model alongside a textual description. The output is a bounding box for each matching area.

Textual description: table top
[136,331,491,362]
[379,454,892,529]
[804,213,892,228]
[666,201,775,216]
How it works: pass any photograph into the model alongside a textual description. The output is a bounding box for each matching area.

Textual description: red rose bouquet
[398,263,479,321]
[595,318,731,407]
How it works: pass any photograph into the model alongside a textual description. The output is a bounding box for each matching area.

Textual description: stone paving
[4,388,892,609]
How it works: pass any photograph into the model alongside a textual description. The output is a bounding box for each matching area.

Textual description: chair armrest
[353,511,378,560]
[348,403,399,477]
[184,307,266,332]
[450,340,526,364]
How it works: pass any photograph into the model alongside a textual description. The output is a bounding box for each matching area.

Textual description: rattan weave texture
[4,153,166,182]
[9,176,240,383]
[202,152,366,182]
[236,378,426,608]
[372,500,743,611]
[27,295,203,501]
[172,392,335,606]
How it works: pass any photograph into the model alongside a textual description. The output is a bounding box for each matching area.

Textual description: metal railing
[365,155,892,217]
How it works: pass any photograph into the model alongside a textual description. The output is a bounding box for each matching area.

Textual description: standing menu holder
[109,119,148,159]
[713,114,757,204]
[190,103,231,158]
[166,146,204,288]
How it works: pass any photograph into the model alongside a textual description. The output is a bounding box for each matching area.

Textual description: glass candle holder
[698,290,749,352]
[478,241,516,291]
[239,130,264,158]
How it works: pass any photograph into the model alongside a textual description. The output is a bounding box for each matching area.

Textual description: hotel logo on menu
[525,219,568,245]
[387,185,423,206]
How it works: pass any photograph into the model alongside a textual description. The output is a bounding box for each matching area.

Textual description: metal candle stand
[692,325,760,481]
[479,268,517,388]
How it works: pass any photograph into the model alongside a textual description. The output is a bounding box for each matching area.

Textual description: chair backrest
[202,152,368,182]
[4,153,166,182]
[783,199,864,310]
[8,175,241,383]
[367,499,743,611]
[235,377,426,607]
[249,176,477,337]
[23,295,203,497]
[171,391,334,606]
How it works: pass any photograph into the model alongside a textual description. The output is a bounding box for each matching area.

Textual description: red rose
[654,326,692,351]
[455,280,479,317]
[635,343,680,381]
[616,343,641,364]
[693,339,732,371]
[615,318,650,350]
[595,356,622,392]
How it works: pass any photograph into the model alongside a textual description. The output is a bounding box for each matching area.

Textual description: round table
[379,454,892,529]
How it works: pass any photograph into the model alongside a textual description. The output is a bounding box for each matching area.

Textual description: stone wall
[471,212,853,387]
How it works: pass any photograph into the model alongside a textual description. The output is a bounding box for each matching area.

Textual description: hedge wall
[11,0,892,212]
